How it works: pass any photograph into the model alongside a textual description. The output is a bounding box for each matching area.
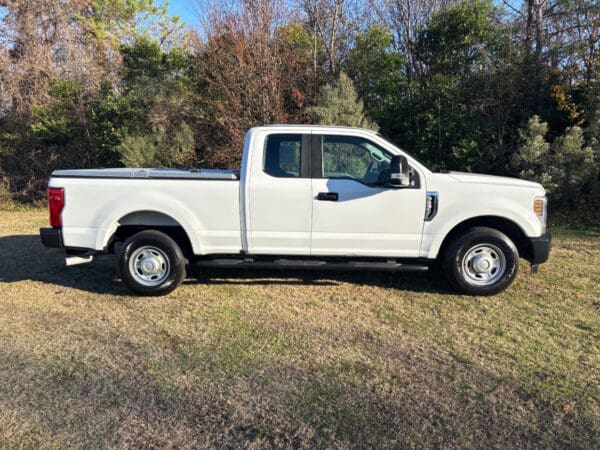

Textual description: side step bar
[194,258,429,272]
[65,250,95,266]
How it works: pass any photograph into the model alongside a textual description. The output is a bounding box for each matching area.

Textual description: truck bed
[48,170,242,255]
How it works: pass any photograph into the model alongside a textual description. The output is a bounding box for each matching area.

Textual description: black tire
[117,230,186,296]
[442,227,519,296]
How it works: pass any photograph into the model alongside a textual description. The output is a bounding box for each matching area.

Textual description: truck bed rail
[51,168,239,180]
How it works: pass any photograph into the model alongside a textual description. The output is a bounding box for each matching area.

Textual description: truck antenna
[438,95,443,170]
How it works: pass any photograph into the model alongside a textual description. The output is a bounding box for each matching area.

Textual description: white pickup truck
[40,125,550,296]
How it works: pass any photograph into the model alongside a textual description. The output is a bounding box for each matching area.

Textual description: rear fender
[94,194,204,254]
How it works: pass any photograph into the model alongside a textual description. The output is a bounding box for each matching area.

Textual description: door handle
[317,192,339,201]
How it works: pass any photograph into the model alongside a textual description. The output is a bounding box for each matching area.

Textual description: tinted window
[323,135,392,186]
[264,134,302,178]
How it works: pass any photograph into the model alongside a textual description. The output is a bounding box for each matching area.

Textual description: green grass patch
[0,209,598,447]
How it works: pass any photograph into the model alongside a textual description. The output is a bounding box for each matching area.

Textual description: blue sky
[160,0,523,29]
[161,0,307,29]
[161,0,198,28]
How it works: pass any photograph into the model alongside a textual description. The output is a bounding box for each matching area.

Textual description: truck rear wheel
[117,230,186,296]
[443,227,519,295]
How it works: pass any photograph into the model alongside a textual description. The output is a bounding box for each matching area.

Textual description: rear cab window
[264,134,303,178]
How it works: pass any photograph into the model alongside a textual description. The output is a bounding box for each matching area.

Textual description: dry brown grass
[0,209,599,448]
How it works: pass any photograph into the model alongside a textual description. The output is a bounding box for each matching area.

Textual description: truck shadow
[190,268,451,294]
[0,235,127,295]
[0,235,452,295]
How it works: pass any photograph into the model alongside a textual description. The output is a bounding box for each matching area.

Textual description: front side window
[322,135,392,186]
[264,134,302,178]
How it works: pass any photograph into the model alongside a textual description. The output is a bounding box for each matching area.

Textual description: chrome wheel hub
[129,246,170,287]
[472,255,491,273]
[462,244,506,286]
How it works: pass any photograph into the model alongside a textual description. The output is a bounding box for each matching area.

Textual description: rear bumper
[40,227,63,249]
[525,233,551,265]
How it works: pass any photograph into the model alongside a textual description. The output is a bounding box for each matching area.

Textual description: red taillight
[48,187,64,227]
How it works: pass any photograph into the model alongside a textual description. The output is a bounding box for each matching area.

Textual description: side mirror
[390,155,410,187]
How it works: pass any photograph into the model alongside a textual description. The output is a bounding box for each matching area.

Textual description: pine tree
[308,72,379,131]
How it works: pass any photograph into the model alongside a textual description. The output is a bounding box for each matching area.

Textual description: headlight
[534,196,547,233]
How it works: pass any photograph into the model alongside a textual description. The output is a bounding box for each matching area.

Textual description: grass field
[0,209,599,448]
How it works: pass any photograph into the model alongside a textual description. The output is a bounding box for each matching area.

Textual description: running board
[194,258,429,272]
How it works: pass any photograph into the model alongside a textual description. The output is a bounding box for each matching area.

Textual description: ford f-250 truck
[40,125,551,296]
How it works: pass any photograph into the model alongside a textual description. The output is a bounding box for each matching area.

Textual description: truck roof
[250,124,379,135]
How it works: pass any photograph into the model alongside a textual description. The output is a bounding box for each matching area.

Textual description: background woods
[0,0,598,218]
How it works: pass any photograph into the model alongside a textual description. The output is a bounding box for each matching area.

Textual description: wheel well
[437,216,530,261]
[108,212,194,257]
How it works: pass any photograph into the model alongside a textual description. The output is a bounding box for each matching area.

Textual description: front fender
[422,202,542,259]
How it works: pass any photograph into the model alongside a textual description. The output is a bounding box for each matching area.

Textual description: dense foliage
[0,0,598,214]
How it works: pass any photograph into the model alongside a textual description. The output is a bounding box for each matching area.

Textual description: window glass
[264,134,302,178]
[323,135,392,186]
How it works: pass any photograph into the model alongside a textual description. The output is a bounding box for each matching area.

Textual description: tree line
[0,0,598,216]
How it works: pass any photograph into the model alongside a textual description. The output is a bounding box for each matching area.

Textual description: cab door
[245,133,313,255]
[310,134,426,257]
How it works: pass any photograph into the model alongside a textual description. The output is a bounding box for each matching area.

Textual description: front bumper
[40,227,63,249]
[526,233,551,265]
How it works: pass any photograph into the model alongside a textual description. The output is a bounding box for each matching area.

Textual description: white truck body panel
[47,125,547,261]
[310,178,425,257]
[49,177,242,255]
[420,173,545,259]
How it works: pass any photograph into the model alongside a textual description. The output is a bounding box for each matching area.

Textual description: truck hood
[448,171,543,190]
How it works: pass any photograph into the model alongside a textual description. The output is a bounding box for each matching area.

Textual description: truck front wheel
[443,227,519,295]
[117,230,186,296]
